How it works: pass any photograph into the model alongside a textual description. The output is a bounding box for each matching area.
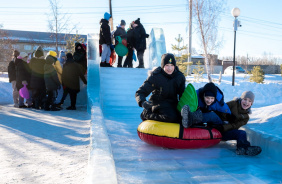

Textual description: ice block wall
[147,28,167,69]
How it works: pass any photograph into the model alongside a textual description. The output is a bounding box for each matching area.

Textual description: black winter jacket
[126,28,134,49]
[135,66,185,110]
[133,23,148,51]
[44,55,60,91]
[114,26,127,43]
[29,56,46,90]
[15,58,31,90]
[99,19,111,45]
[62,58,87,91]
[73,42,87,72]
[8,59,16,82]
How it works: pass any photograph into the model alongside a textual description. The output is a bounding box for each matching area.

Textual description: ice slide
[86,29,282,183]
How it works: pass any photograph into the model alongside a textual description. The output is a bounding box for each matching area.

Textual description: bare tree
[190,0,225,82]
[0,25,17,70]
[47,0,76,53]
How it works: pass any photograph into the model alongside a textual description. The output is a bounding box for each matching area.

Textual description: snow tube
[137,120,222,149]
[19,84,29,99]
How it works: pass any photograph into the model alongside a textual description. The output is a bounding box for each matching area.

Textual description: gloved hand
[213,124,224,132]
[22,81,28,85]
[142,101,153,110]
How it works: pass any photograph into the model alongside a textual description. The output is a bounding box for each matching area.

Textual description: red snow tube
[137,120,222,149]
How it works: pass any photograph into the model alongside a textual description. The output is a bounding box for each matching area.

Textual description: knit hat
[134,18,140,25]
[47,50,57,57]
[120,20,126,26]
[35,46,44,57]
[18,52,28,59]
[66,53,73,59]
[161,53,176,68]
[203,82,217,97]
[241,91,255,103]
[59,50,66,57]
[104,12,111,21]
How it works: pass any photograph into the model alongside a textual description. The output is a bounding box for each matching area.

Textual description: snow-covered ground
[0,73,90,184]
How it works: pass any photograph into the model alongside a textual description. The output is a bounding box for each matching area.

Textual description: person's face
[133,24,138,28]
[77,46,81,50]
[163,64,175,75]
[121,25,125,29]
[204,96,215,106]
[241,98,252,110]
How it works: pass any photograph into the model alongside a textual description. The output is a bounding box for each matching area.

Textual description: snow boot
[66,106,76,110]
[191,109,203,124]
[236,146,262,156]
[246,146,262,156]
[181,105,192,128]
[100,61,105,67]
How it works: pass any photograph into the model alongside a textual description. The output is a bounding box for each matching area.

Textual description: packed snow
[0,73,90,184]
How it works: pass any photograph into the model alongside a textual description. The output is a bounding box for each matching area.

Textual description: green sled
[115,36,128,56]
[177,83,198,112]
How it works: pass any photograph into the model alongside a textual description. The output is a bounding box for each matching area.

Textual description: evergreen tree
[171,34,187,61]
[249,66,265,84]
[280,64,282,76]
[192,60,204,82]
[65,34,85,54]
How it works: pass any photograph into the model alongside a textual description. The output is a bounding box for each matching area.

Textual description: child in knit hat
[181,82,231,128]
[214,90,262,156]
[135,53,186,123]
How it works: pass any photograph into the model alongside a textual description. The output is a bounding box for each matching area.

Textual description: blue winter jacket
[197,87,231,114]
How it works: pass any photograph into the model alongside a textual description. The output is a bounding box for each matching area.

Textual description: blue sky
[1,0,282,59]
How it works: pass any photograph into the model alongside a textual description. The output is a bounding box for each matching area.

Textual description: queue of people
[99,12,149,68]
[8,43,87,111]
[135,53,262,156]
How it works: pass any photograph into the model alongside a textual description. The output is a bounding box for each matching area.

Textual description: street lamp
[231,7,241,86]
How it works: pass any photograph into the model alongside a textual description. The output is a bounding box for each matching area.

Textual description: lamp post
[231,7,240,86]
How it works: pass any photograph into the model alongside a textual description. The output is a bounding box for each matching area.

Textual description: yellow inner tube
[137,120,180,138]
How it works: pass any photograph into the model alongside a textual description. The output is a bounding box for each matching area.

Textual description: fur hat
[104,12,111,21]
[203,82,217,97]
[18,52,28,59]
[120,20,126,26]
[241,91,255,103]
[161,53,176,68]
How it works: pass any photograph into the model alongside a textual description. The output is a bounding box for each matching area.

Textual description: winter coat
[114,26,127,44]
[133,23,148,51]
[47,51,63,83]
[58,51,66,67]
[62,58,87,92]
[99,19,111,45]
[73,42,87,73]
[126,28,134,49]
[44,55,60,91]
[29,56,46,90]
[197,86,231,114]
[218,98,251,132]
[8,59,16,82]
[15,58,31,90]
[135,66,186,111]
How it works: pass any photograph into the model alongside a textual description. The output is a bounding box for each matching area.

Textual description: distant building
[0,29,87,54]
